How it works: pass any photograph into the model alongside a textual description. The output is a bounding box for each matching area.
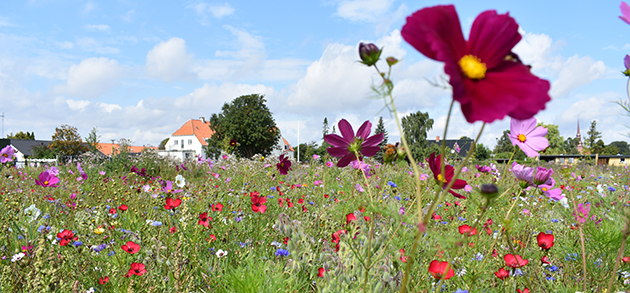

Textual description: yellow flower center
[437,174,447,183]
[44,181,49,185]
[458,55,487,80]
[1,154,7,157]
[542,187,548,192]
[280,163,284,167]
[518,134,526,143]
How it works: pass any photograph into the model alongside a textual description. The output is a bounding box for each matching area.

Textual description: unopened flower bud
[624,55,630,77]
[359,43,382,67]
[386,56,398,66]
[480,184,499,200]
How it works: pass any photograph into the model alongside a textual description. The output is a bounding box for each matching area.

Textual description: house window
[621,158,626,163]
[559,158,565,164]
[188,139,192,145]
[569,158,574,164]
[174,140,178,145]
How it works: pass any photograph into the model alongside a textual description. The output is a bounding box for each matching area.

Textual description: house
[0,139,52,162]
[539,154,630,166]
[97,143,157,156]
[158,117,294,161]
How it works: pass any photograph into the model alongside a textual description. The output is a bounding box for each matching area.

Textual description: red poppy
[623,256,630,264]
[428,260,455,280]
[170,226,177,233]
[317,267,325,277]
[494,268,509,280]
[121,241,140,254]
[492,249,498,258]
[118,204,128,211]
[504,254,529,268]
[99,276,109,284]
[283,237,289,245]
[541,255,550,265]
[399,249,408,263]
[57,229,77,246]
[302,205,307,213]
[428,153,468,199]
[198,212,211,228]
[517,289,529,293]
[109,207,117,214]
[126,262,147,277]
[251,194,267,213]
[278,198,284,207]
[432,213,442,220]
[298,198,304,204]
[364,216,370,221]
[208,234,216,242]
[212,203,223,212]
[401,5,550,123]
[346,213,357,223]
[458,225,478,236]
[536,232,554,250]
[164,197,182,210]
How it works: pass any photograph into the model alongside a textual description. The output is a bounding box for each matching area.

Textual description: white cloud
[122,9,135,23]
[76,37,119,54]
[66,99,91,111]
[54,57,124,99]
[56,41,73,49]
[146,37,195,83]
[550,55,606,98]
[84,24,110,31]
[80,1,96,16]
[215,25,265,59]
[98,102,122,113]
[186,1,235,25]
[209,3,235,18]
[334,0,394,22]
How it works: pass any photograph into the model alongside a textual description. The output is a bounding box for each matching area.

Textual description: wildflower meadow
[5,3,630,293]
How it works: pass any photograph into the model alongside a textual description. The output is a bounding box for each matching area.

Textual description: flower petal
[517,141,541,157]
[327,147,349,158]
[363,133,384,147]
[360,146,380,157]
[449,189,466,199]
[338,119,355,144]
[468,10,521,69]
[524,136,549,152]
[356,120,372,140]
[324,134,349,148]
[337,153,357,168]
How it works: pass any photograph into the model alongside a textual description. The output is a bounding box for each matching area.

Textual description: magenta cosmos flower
[0,145,15,163]
[428,152,468,199]
[324,119,383,167]
[401,5,551,123]
[621,2,630,25]
[508,117,548,157]
[276,154,292,175]
[35,171,59,187]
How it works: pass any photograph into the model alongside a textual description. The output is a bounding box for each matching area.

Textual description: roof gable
[172,119,214,146]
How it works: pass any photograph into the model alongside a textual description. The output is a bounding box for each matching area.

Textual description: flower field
[1,149,630,293]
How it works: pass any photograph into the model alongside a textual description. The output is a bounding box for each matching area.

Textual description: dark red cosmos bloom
[119,204,128,211]
[324,119,383,167]
[164,197,182,210]
[251,194,267,213]
[121,241,140,254]
[428,260,455,280]
[198,212,211,228]
[504,254,529,268]
[57,229,77,246]
[537,232,555,250]
[229,139,237,147]
[125,262,147,277]
[276,154,292,175]
[494,268,509,280]
[212,203,224,212]
[99,276,109,284]
[317,267,325,278]
[458,224,478,236]
[428,153,468,199]
[517,289,529,293]
[401,5,550,123]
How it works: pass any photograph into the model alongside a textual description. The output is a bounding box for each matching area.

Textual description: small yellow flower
[94,227,104,235]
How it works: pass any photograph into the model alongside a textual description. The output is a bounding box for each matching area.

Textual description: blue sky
[1,0,629,152]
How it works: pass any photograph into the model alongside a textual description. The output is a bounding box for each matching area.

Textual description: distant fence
[16,158,58,168]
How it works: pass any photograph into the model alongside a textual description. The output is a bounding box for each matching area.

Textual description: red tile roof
[172,119,214,146]
[97,143,157,156]
[282,137,294,152]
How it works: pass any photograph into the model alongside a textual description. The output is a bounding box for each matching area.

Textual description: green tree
[592,139,606,154]
[85,127,101,154]
[7,131,34,140]
[537,123,564,154]
[373,116,388,162]
[494,130,526,160]
[401,111,433,160]
[603,144,619,155]
[319,117,331,154]
[563,137,578,154]
[205,94,280,159]
[31,144,57,159]
[322,117,329,138]
[158,138,169,150]
[608,141,630,155]
[586,120,602,149]
[294,141,325,162]
[49,124,88,156]
[474,143,491,161]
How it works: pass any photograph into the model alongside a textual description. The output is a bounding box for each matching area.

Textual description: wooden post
[595,154,598,166]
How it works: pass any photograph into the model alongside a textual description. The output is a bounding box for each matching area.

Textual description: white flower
[559,197,570,209]
[11,252,25,262]
[24,204,41,223]
[86,287,95,293]
[270,241,282,248]
[216,249,228,258]
[175,175,186,188]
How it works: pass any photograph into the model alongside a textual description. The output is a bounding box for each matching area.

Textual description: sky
[1,0,629,153]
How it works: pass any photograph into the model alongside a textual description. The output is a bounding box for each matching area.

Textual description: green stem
[498,146,518,186]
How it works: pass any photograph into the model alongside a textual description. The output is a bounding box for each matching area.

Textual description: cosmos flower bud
[480,184,499,200]
[624,55,630,77]
[386,56,398,66]
[358,43,382,67]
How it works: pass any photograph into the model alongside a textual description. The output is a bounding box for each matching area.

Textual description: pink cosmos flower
[35,171,60,187]
[621,2,630,25]
[324,119,383,167]
[0,145,15,163]
[508,117,549,157]
[537,177,564,201]
[512,162,534,187]
[533,166,553,186]
[574,203,591,223]
[401,5,550,123]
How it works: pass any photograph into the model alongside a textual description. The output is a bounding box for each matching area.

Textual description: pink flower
[621,2,630,25]
[324,119,383,167]
[401,5,550,123]
[508,117,549,157]
[0,145,15,163]
[574,203,591,223]
[35,171,60,187]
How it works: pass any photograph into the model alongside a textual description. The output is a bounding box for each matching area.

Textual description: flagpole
[297,120,300,163]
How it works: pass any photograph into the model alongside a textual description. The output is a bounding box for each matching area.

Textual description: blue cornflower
[394,196,401,201]
[74,241,83,246]
[267,195,274,199]
[547,265,558,272]
[546,275,555,281]
[108,251,115,256]
[388,181,397,188]
[458,217,466,221]
[239,242,247,248]
[440,221,448,225]
[93,244,107,252]
[609,186,616,192]
[551,219,559,223]
[151,221,163,226]
[454,290,469,293]
[275,249,290,257]
[17,235,23,240]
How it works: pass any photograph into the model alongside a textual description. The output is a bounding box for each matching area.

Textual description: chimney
[199,117,206,123]
[436,136,440,142]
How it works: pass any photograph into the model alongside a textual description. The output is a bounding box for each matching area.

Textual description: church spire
[576,117,584,154]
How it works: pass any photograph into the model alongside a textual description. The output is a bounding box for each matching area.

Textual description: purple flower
[533,167,553,186]
[508,117,549,157]
[276,154,292,175]
[538,177,564,201]
[324,119,383,167]
[621,2,630,25]
[512,162,534,188]
[35,171,60,187]
[162,180,182,194]
[476,164,491,173]
[0,145,15,163]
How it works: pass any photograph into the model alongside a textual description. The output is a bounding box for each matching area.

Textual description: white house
[158,117,294,161]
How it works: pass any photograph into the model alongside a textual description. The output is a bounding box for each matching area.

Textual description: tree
[322,117,329,138]
[85,127,101,154]
[494,130,525,160]
[586,120,602,149]
[320,117,331,153]
[205,94,280,159]
[475,143,491,161]
[592,139,606,154]
[373,116,389,162]
[158,138,169,150]
[31,144,57,159]
[563,137,578,154]
[401,111,433,160]
[603,144,619,155]
[608,141,630,155]
[49,124,88,156]
[117,138,134,155]
[7,131,34,140]
[294,141,325,162]
[537,123,564,154]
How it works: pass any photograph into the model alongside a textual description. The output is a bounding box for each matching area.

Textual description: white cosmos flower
[24,204,41,223]
[216,249,228,258]
[175,175,186,188]
[11,252,25,262]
